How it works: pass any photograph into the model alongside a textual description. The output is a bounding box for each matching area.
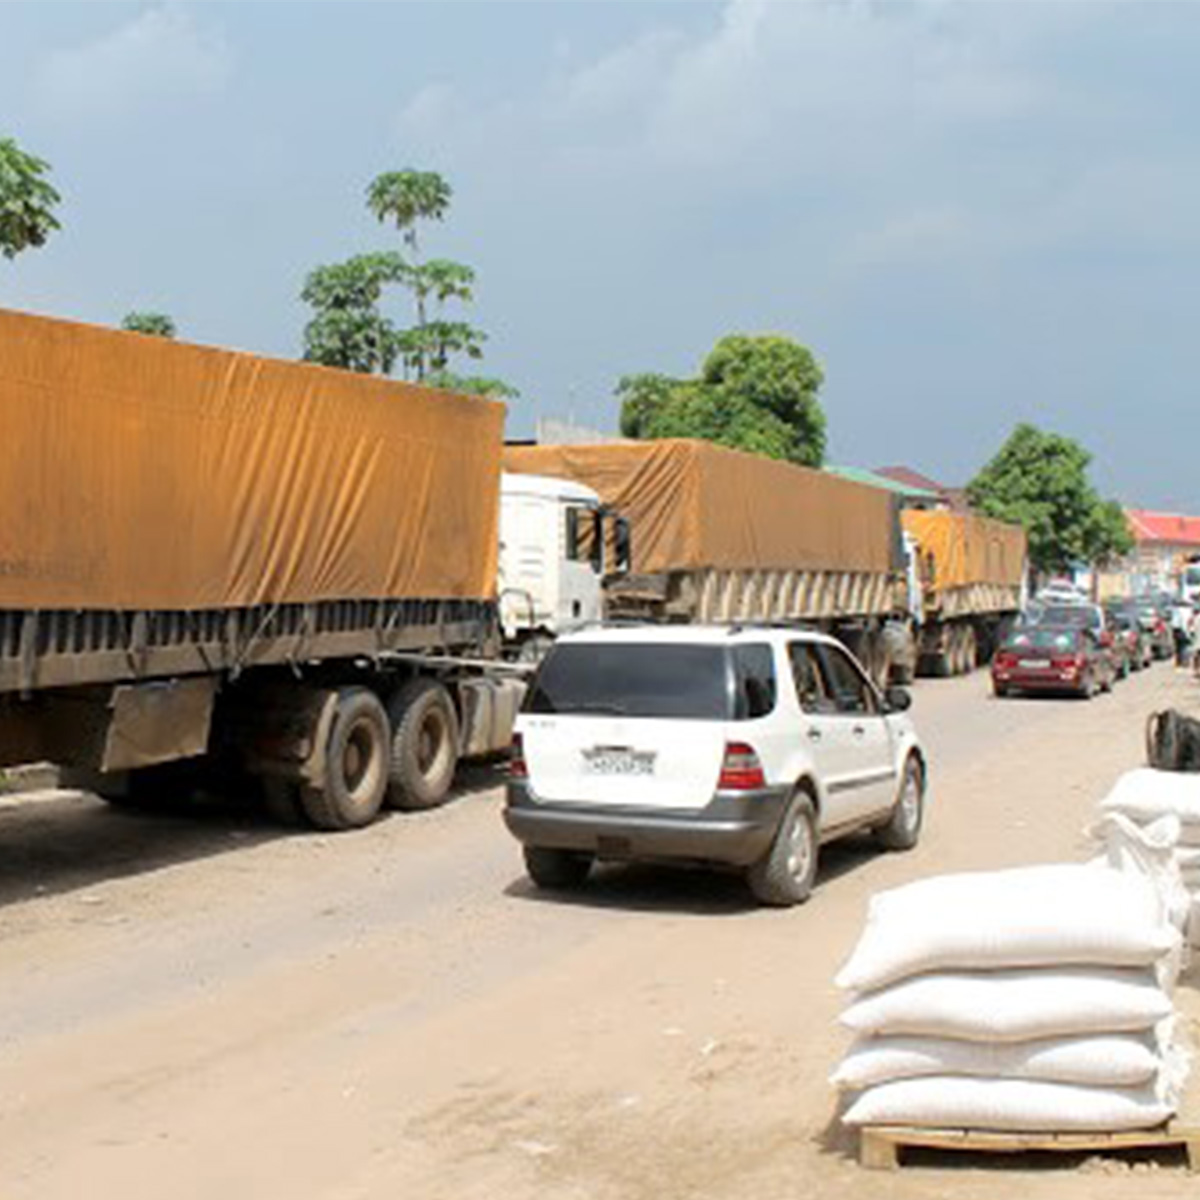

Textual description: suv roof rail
[717,620,823,636]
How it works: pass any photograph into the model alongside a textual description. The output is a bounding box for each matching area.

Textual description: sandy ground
[1,662,1198,1199]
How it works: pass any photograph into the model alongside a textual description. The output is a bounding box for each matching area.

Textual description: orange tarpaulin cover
[0,309,503,609]
[503,440,900,575]
[902,509,1027,591]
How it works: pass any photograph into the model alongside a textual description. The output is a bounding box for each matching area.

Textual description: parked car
[992,625,1117,698]
[505,625,926,906]
[1133,596,1175,660]
[1103,603,1153,671]
[1025,602,1127,679]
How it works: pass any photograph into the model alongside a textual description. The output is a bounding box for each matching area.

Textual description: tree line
[0,132,1134,574]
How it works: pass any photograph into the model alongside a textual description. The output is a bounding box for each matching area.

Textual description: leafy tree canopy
[0,136,61,261]
[617,334,827,467]
[121,311,176,338]
[302,169,514,395]
[426,370,519,400]
[966,423,1133,573]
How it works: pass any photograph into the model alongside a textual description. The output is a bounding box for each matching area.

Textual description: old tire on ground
[524,845,594,890]
[748,791,819,907]
[386,679,460,810]
[299,687,389,831]
[874,754,925,852]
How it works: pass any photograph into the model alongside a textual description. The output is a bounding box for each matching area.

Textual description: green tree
[121,311,176,338]
[967,423,1132,573]
[301,170,514,393]
[0,137,61,261]
[366,169,488,381]
[426,369,519,399]
[617,334,827,466]
[300,252,405,374]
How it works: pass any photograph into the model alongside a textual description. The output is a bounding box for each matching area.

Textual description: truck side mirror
[613,517,632,576]
[589,510,604,575]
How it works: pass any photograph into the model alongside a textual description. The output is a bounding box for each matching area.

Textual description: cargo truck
[0,310,622,830]
[503,440,911,683]
[900,509,1027,677]
[502,440,1027,683]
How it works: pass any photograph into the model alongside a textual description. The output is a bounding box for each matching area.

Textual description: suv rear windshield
[525,642,777,721]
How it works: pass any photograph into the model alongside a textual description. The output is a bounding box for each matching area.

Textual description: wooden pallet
[860,1121,1200,1171]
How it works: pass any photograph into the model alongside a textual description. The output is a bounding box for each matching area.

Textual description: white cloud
[37,6,231,121]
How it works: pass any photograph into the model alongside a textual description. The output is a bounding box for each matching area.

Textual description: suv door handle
[806,728,822,742]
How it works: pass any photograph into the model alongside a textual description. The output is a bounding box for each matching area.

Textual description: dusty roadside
[0,665,1196,1200]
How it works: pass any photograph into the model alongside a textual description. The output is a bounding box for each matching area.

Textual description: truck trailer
[503,439,909,683]
[0,309,617,829]
[502,440,1028,683]
[900,509,1028,677]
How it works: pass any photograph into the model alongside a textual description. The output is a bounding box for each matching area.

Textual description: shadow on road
[502,831,888,917]
[0,763,507,910]
[0,787,290,909]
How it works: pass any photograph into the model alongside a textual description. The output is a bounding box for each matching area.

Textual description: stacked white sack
[833,864,1187,1132]
[1099,768,1200,947]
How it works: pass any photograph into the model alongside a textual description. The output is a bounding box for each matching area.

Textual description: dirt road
[2,664,1197,1199]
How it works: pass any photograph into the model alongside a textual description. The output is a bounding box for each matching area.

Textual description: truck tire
[961,626,978,674]
[747,791,818,907]
[386,679,460,810]
[299,687,389,830]
[524,845,593,890]
[874,755,924,852]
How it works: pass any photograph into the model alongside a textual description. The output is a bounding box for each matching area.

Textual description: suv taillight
[719,742,765,791]
[509,732,528,779]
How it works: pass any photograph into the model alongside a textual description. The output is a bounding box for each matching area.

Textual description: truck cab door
[559,503,604,633]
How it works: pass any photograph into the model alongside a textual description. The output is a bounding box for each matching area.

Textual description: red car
[992,625,1116,699]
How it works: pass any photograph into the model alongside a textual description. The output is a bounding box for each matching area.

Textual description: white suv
[504,625,926,906]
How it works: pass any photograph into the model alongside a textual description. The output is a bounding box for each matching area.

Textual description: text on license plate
[582,747,657,776]
[1018,659,1048,669]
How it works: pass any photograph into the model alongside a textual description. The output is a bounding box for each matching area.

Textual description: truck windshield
[525,643,733,719]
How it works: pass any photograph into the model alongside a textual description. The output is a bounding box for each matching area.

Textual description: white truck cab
[498,472,629,651]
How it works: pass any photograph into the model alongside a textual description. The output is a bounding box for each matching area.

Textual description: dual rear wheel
[85,679,462,832]
[296,681,461,830]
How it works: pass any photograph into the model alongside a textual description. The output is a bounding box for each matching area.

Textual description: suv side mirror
[883,685,912,713]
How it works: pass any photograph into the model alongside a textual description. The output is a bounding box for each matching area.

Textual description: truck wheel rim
[417,709,448,776]
[343,724,373,792]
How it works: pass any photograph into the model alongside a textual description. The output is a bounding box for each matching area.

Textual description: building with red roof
[1125,508,1200,591]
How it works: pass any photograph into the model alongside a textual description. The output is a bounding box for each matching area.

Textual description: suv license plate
[583,749,656,777]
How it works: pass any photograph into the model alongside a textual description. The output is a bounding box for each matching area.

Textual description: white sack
[836,864,1178,993]
[1100,768,1200,826]
[1091,812,1189,941]
[840,969,1172,1043]
[831,1032,1162,1091]
[842,1076,1175,1131]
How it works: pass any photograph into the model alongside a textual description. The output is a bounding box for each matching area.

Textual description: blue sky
[2,1,1198,508]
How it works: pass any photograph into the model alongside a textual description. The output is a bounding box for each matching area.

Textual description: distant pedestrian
[1171,599,1192,666]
